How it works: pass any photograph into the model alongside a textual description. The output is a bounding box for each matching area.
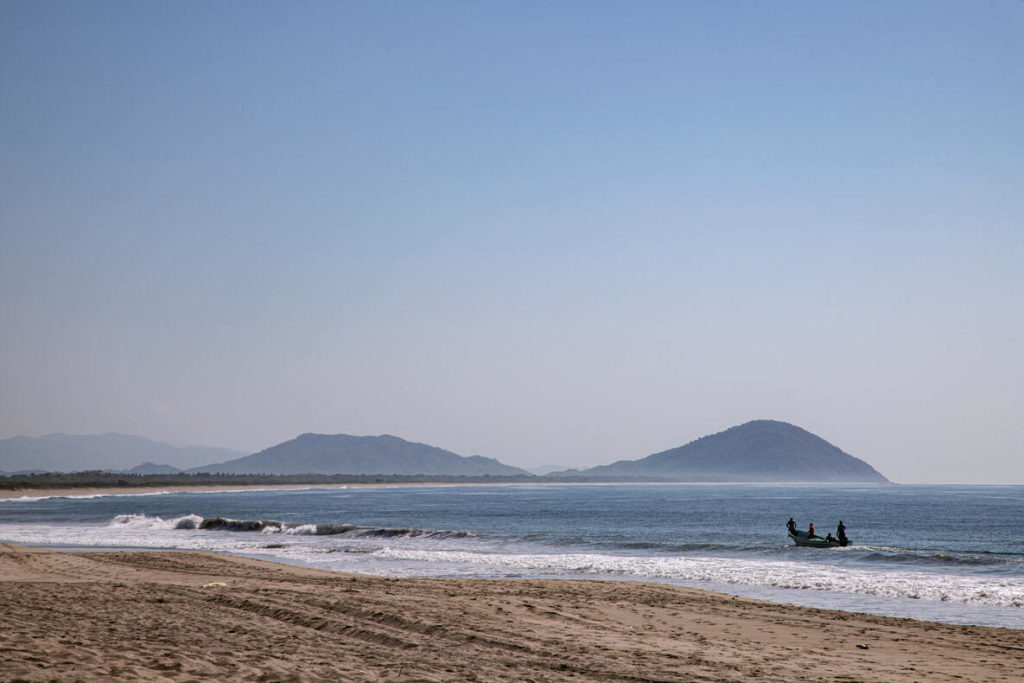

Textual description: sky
[1,2,1022,483]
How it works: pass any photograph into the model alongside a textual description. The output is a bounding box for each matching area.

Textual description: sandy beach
[0,484,364,500]
[0,482,562,501]
[1,544,1021,682]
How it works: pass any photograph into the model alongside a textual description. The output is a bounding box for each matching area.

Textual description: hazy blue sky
[2,2,1021,483]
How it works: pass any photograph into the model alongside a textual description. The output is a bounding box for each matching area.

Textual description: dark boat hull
[788,530,849,548]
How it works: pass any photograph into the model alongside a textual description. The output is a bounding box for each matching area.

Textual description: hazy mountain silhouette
[573,420,889,483]
[0,433,246,474]
[127,462,185,475]
[191,433,531,477]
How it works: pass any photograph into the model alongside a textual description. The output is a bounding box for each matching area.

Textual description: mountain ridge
[191,433,531,477]
[572,420,888,483]
[0,433,246,474]
[1,421,888,483]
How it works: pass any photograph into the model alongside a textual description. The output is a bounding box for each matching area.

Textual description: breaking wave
[111,513,476,540]
[370,548,1024,610]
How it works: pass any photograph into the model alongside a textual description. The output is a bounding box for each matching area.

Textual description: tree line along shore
[0,471,554,492]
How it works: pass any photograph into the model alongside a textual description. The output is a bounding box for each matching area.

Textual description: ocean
[1,483,1021,629]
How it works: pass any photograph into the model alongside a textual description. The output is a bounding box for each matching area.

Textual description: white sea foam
[1,514,1021,621]
[366,548,1024,610]
[112,513,180,529]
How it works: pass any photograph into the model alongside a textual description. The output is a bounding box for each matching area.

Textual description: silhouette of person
[787,518,797,534]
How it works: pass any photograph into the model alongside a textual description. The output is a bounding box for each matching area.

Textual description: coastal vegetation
[0,471,539,492]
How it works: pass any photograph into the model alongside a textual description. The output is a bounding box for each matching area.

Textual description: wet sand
[1,544,1021,681]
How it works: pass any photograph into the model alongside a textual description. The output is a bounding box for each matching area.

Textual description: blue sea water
[1,483,1021,629]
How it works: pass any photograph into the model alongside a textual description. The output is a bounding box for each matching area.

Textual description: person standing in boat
[837,521,848,545]
[787,518,797,534]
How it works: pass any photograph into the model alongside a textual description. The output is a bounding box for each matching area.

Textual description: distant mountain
[575,420,889,483]
[127,462,184,475]
[0,434,246,474]
[529,464,577,476]
[192,433,532,477]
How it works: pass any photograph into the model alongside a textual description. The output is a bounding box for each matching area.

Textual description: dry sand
[1,544,1022,682]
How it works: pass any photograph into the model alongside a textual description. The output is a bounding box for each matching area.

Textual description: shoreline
[0,480,902,500]
[0,483,384,500]
[6,483,1022,630]
[0,481,548,500]
[3,543,1022,682]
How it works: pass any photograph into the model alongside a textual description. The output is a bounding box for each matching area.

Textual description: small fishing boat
[788,529,850,548]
